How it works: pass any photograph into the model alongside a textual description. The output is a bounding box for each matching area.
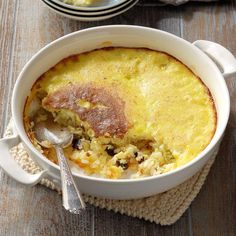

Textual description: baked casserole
[24,47,216,179]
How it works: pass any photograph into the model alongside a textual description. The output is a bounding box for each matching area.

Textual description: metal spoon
[34,119,86,214]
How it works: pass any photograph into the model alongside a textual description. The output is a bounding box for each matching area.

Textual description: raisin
[105,145,116,156]
[116,160,129,170]
[137,156,144,164]
[121,163,128,170]
[134,151,144,163]
[72,138,82,150]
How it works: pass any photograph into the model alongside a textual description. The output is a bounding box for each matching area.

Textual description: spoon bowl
[34,120,73,148]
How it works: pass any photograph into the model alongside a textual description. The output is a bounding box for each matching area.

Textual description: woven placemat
[4,120,217,225]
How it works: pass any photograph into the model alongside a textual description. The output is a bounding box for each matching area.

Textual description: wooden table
[1,0,236,235]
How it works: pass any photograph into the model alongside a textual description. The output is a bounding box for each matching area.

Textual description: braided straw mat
[4,120,217,225]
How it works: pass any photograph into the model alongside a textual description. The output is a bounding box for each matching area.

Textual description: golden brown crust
[25,46,217,143]
[42,84,129,138]
[29,47,217,131]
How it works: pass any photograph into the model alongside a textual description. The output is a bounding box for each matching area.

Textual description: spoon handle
[55,145,86,214]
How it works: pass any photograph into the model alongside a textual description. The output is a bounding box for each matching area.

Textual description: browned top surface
[42,84,129,137]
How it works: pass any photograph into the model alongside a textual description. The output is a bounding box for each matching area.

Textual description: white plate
[45,0,134,15]
[42,0,138,21]
[51,0,128,11]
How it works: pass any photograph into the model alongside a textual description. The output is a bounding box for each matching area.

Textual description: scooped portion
[42,84,129,138]
[24,47,216,179]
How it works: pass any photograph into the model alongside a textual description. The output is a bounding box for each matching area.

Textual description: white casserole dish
[0,25,235,199]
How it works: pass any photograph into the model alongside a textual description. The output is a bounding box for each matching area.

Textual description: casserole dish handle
[0,135,47,186]
[193,40,236,78]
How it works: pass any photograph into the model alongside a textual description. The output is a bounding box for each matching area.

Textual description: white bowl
[1,25,236,199]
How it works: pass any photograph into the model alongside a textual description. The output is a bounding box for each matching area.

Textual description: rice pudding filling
[40,84,161,177]
[24,47,216,179]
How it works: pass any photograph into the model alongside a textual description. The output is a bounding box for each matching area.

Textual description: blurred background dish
[45,0,134,15]
[41,0,138,21]
[51,0,128,11]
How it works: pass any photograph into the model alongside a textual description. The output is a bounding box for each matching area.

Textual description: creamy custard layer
[24,48,216,179]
